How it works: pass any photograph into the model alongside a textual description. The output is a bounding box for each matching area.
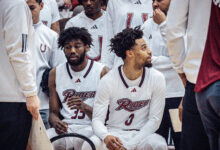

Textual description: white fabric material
[102,0,153,68]
[34,21,66,109]
[166,0,212,83]
[56,60,104,125]
[0,0,37,102]
[92,66,166,143]
[47,125,93,150]
[65,11,107,63]
[142,19,185,98]
[40,0,60,28]
[82,132,167,150]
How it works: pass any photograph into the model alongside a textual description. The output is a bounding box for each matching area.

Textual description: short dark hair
[110,26,143,59]
[58,27,93,50]
[36,0,42,4]
[78,0,101,5]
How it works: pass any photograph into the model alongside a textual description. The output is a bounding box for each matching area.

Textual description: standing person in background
[56,0,73,19]
[0,0,40,149]
[166,0,212,150]
[195,1,220,150]
[142,0,184,149]
[27,0,66,129]
[65,0,107,62]
[40,0,61,33]
[102,0,153,69]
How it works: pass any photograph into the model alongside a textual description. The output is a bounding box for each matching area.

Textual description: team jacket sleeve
[49,33,66,67]
[166,0,189,73]
[129,73,166,145]
[101,0,115,69]
[92,77,111,141]
[3,3,37,97]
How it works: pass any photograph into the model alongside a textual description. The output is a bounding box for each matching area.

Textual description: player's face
[152,0,170,14]
[27,0,43,24]
[132,38,152,68]
[64,39,88,66]
[81,0,101,15]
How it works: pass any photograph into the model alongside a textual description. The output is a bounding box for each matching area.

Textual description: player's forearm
[82,104,93,120]
[51,22,60,34]
[49,112,61,127]
[92,119,110,141]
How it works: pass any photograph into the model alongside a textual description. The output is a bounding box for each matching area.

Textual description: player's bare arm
[100,66,109,78]
[51,21,60,34]
[49,68,68,134]
[67,97,93,120]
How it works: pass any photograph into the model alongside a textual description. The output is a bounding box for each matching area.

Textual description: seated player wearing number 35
[47,27,109,150]
[86,27,168,150]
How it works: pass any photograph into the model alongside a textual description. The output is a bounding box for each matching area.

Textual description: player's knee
[81,141,92,150]
[154,141,168,150]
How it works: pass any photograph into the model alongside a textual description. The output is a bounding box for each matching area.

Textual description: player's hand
[26,95,40,120]
[54,120,68,134]
[179,99,183,122]
[67,96,86,110]
[104,135,125,150]
[63,0,71,5]
[153,8,166,25]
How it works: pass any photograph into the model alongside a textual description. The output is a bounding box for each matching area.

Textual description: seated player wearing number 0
[91,27,168,150]
[47,27,109,150]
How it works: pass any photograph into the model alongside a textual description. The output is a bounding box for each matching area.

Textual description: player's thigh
[47,128,67,150]
[138,133,168,150]
[67,125,94,150]
[81,135,107,150]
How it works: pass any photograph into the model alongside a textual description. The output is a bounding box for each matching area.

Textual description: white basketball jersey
[56,60,104,125]
[105,66,162,130]
[65,11,106,62]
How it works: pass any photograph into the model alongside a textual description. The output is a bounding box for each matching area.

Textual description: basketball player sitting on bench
[47,27,108,150]
[88,27,168,150]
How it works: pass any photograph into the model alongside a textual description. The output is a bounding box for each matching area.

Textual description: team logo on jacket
[40,44,47,52]
[62,89,96,103]
[115,98,150,112]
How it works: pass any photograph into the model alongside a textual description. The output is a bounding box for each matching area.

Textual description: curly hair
[36,0,42,4]
[110,26,143,59]
[78,0,102,5]
[58,27,93,50]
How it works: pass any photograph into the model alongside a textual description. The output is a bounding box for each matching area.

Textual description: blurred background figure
[65,0,107,63]
[101,0,153,69]
[142,0,184,149]
[166,0,212,150]
[26,0,66,129]
[195,1,220,150]
[40,0,61,33]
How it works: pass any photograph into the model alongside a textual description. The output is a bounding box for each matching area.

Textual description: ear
[40,2,44,10]
[125,49,134,59]
[85,45,90,52]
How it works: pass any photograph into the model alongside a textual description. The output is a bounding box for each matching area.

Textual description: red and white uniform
[91,66,167,150]
[102,0,153,68]
[40,0,60,28]
[65,11,106,63]
[47,60,104,150]
[34,21,65,110]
